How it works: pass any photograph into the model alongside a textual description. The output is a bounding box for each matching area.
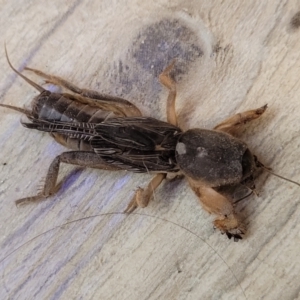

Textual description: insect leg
[124,173,166,213]
[188,178,245,241]
[24,67,142,117]
[15,151,121,206]
[159,61,178,126]
[214,104,267,134]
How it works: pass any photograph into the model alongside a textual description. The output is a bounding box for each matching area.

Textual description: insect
[1,48,299,242]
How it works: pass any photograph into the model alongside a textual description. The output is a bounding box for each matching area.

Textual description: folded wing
[23,116,182,173]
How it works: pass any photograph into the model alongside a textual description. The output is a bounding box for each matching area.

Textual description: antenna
[262,166,300,187]
[4,44,45,92]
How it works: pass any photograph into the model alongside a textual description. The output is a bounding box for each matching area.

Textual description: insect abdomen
[31,91,112,150]
[32,91,110,123]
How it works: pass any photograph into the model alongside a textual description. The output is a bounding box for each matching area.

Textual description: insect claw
[214,215,245,241]
[257,104,268,115]
[124,197,138,214]
[233,236,241,242]
[124,204,137,214]
[226,232,232,239]
[226,231,243,242]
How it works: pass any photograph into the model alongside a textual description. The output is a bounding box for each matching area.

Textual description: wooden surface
[1,1,300,299]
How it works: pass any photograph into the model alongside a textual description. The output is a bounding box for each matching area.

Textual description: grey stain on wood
[132,19,203,77]
[105,18,205,112]
[290,11,300,29]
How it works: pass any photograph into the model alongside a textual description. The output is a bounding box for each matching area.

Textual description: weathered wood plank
[0,1,299,299]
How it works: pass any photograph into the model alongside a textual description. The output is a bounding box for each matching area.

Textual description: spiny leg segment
[214,104,268,134]
[25,67,142,117]
[15,152,121,206]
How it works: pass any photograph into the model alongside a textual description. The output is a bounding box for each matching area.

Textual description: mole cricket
[1,48,299,241]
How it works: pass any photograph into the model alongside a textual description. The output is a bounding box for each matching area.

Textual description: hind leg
[15,151,121,206]
[25,67,142,117]
[214,104,267,135]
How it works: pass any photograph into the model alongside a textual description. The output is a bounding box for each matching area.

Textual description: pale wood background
[0,1,300,300]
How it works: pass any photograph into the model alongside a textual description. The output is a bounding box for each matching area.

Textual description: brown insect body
[26,92,258,184]
[2,52,282,242]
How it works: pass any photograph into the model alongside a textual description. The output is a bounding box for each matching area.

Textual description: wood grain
[0,1,299,299]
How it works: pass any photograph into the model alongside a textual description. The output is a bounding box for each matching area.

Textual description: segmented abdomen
[32,91,111,123]
[31,91,113,150]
